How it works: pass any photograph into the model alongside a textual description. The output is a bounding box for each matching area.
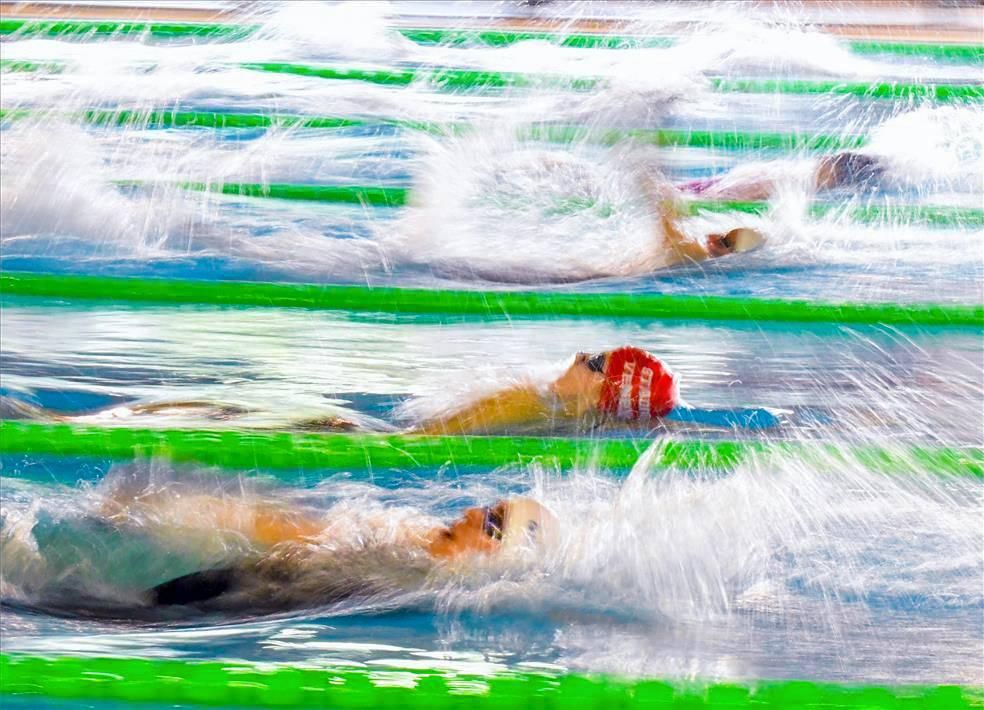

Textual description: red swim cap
[598,347,679,420]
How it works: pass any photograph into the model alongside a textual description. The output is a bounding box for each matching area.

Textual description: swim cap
[828,152,885,187]
[501,497,559,551]
[599,347,679,420]
[728,228,764,253]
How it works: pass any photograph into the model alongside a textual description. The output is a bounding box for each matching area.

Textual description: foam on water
[1,4,982,292]
[1,443,980,683]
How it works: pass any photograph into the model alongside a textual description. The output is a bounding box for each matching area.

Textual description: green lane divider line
[240,60,603,91]
[0,18,255,41]
[1,421,980,479]
[848,39,984,63]
[709,77,984,102]
[526,124,865,151]
[0,107,447,133]
[243,62,984,102]
[244,61,984,102]
[5,57,981,103]
[695,198,984,228]
[399,26,673,50]
[0,106,866,151]
[152,180,984,227]
[0,59,66,73]
[0,421,737,473]
[3,17,979,62]
[399,26,984,63]
[3,655,978,710]
[164,181,411,208]
[2,272,981,327]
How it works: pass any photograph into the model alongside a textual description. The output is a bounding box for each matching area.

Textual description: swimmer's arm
[660,208,709,266]
[102,491,325,548]
[248,507,325,547]
[640,175,708,266]
[185,500,325,547]
[411,385,553,436]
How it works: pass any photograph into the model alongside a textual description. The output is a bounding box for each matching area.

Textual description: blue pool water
[0,0,982,692]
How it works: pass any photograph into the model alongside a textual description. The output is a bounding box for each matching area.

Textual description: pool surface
[1,0,982,700]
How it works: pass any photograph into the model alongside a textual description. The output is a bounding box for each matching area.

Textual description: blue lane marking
[665,405,786,430]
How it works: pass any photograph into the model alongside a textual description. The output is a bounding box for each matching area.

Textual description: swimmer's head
[498,497,559,551]
[816,152,885,190]
[427,497,558,560]
[706,227,764,258]
[598,346,678,420]
[551,348,679,420]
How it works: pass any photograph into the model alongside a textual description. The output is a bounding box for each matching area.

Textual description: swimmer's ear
[148,567,240,607]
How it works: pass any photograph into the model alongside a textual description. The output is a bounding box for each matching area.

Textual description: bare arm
[411,385,552,436]
[659,208,710,266]
[102,491,324,547]
[640,175,709,266]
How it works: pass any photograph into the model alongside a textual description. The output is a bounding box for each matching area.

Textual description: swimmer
[4,346,682,436]
[412,346,679,435]
[639,174,766,267]
[677,151,886,202]
[123,492,559,609]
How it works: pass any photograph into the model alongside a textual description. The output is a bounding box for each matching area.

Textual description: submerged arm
[103,491,324,548]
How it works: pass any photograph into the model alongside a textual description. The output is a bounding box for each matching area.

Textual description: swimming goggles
[482,504,504,541]
[580,353,606,373]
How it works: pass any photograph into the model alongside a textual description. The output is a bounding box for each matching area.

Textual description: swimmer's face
[549,352,607,415]
[427,502,506,560]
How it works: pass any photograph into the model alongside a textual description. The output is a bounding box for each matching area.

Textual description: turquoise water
[0,0,982,692]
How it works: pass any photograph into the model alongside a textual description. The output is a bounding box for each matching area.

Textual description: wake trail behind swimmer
[1,346,783,436]
[1,469,560,618]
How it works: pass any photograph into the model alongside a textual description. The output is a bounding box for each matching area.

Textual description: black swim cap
[829,152,885,187]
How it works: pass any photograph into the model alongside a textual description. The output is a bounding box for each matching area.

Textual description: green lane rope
[2,272,981,327]
[399,27,984,63]
[0,59,66,73]
[0,107,446,133]
[159,181,411,208]
[240,60,603,91]
[1,422,981,479]
[242,62,984,102]
[2,18,981,63]
[525,124,866,151]
[848,39,984,63]
[8,57,980,103]
[399,27,672,51]
[0,106,866,152]
[3,655,978,710]
[696,198,984,227]
[154,180,984,228]
[0,421,738,474]
[709,77,984,102]
[0,18,255,41]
